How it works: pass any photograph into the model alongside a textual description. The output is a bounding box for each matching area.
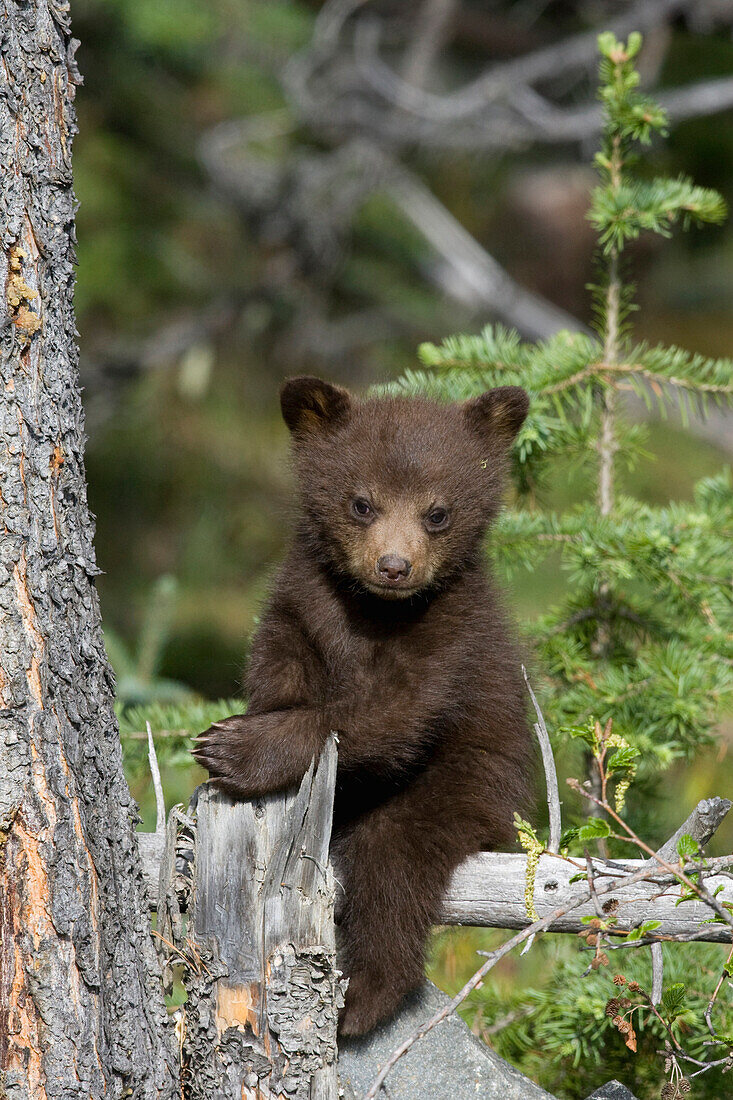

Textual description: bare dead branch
[651,941,664,1005]
[651,796,732,865]
[388,166,584,338]
[570,781,733,934]
[352,0,692,123]
[147,721,166,836]
[399,0,457,90]
[522,665,562,853]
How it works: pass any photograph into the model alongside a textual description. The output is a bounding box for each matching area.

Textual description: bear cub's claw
[191,715,252,797]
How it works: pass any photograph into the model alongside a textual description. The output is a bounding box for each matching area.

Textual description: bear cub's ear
[463,386,529,447]
[280,376,352,437]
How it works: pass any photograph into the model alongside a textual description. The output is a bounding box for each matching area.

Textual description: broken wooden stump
[182,735,344,1100]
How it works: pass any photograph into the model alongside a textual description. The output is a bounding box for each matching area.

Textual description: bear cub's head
[281,376,528,599]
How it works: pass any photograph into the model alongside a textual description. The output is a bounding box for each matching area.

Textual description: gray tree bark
[183,738,343,1100]
[0,3,178,1097]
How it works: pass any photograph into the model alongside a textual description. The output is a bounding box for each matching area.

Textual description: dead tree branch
[522,666,562,853]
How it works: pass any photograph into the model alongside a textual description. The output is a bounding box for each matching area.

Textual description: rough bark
[183,737,343,1100]
[0,3,178,1097]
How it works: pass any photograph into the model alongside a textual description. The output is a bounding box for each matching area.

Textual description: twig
[399,0,456,90]
[352,0,691,122]
[651,942,664,1005]
[580,927,731,951]
[147,721,166,835]
[388,166,582,339]
[569,781,733,933]
[704,944,733,1039]
[522,665,561,853]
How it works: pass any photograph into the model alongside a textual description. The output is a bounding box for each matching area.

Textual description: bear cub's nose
[377,554,412,581]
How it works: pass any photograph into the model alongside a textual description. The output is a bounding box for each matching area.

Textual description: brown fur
[193,377,534,1036]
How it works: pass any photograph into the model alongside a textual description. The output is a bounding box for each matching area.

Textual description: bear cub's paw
[192,714,258,797]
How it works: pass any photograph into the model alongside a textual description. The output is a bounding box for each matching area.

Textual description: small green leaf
[561,720,598,749]
[577,818,611,842]
[676,834,699,860]
[607,745,640,772]
[662,983,686,1020]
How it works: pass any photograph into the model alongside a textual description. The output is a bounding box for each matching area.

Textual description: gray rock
[585,1082,641,1100]
[338,980,554,1099]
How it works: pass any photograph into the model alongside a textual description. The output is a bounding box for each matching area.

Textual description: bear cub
[193,376,533,1036]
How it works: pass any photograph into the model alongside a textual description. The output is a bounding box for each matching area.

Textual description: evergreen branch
[590,177,728,252]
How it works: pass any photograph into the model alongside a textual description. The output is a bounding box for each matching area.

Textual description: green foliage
[576,817,612,842]
[118,696,241,828]
[458,940,733,1099]
[626,920,660,941]
[676,834,700,860]
[106,575,195,708]
[386,36,733,784]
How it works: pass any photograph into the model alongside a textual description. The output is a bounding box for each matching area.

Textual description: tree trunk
[0,3,178,1097]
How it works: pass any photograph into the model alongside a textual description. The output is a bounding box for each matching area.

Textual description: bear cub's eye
[425,507,450,531]
[351,498,374,521]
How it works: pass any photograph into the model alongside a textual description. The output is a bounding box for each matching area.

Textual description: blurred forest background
[71,1,733,1095]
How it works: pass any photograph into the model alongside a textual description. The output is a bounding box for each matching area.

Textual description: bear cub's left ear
[280,376,352,437]
[463,386,529,447]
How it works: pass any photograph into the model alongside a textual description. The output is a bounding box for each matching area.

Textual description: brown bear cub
[193,376,533,1036]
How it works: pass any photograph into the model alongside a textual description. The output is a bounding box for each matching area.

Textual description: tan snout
[357,508,432,597]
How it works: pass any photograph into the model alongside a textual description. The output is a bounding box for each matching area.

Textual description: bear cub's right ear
[280,376,352,437]
[463,386,529,448]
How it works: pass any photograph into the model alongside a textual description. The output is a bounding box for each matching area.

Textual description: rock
[338,980,554,1099]
[585,1082,641,1100]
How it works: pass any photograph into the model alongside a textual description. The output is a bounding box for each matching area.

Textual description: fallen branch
[137,805,733,941]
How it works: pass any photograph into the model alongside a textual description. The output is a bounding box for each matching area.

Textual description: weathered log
[182,737,344,1100]
[0,3,177,1095]
[139,797,733,942]
[442,851,733,940]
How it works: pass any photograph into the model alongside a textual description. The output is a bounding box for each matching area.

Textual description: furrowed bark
[183,737,343,1100]
[0,3,177,1097]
